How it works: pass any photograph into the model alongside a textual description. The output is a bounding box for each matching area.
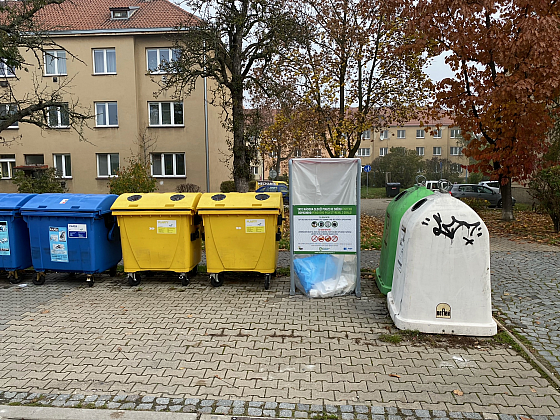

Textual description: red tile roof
[34,0,198,32]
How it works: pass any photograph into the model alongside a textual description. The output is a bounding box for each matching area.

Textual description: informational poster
[49,226,69,262]
[68,223,87,238]
[0,221,10,256]
[292,205,357,254]
[157,220,177,234]
[245,219,265,233]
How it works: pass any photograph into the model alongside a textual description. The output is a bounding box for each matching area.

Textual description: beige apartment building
[261,116,469,179]
[0,0,230,194]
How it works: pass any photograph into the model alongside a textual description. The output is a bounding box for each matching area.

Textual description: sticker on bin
[68,223,87,238]
[0,221,10,255]
[157,220,177,234]
[49,226,68,262]
[245,219,265,233]
[60,199,69,204]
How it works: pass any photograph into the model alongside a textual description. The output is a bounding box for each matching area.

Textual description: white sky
[423,52,455,82]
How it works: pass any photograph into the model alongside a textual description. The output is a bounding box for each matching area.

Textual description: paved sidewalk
[0,237,559,417]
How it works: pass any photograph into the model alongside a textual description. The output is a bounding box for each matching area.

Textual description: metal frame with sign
[289,158,361,297]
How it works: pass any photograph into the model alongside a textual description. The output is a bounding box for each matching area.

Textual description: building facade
[0,0,231,194]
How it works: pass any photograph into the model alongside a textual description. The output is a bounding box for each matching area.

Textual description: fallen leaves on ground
[361,214,384,250]
[453,389,464,396]
[478,209,559,246]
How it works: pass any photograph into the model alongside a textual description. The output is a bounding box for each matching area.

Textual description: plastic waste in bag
[293,254,356,298]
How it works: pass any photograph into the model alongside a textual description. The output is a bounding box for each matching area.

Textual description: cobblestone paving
[1,270,560,416]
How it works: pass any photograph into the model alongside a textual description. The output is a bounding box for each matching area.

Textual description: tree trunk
[552,213,559,233]
[232,84,249,193]
[500,179,514,221]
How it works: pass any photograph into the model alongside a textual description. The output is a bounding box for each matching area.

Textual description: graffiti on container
[422,213,482,245]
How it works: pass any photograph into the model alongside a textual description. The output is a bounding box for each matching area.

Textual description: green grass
[378,333,403,344]
[361,236,382,250]
[312,414,339,420]
[276,267,290,277]
[361,186,386,199]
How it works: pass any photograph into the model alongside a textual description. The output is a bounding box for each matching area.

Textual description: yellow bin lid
[197,192,283,213]
[111,192,202,213]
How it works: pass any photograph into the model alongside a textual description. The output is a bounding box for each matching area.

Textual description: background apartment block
[0,0,230,194]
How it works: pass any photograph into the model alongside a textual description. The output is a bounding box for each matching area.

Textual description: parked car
[256,183,289,204]
[450,184,515,207]
[425,180,451,191]
[478,180,500,190]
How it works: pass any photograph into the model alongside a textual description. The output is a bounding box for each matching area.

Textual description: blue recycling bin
[0,194,36,283]
[21,194,122,286]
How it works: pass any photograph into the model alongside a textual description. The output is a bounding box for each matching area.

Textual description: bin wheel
[33,272,46,286]
[264,274,271,290]
[210,273,224,288]
[109,265,118,277]
[86,275,94,287]
[127,273,141,286]
[188,265,198,278]
[179,273,189,287]
[7,271,20,284]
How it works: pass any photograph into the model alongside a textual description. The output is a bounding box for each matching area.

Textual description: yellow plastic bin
[197,192,284,289]
[111,192,202,286]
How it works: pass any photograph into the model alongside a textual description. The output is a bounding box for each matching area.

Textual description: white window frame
[97,153,119,178]
[150,152,186,177]
[416,129,425,139]
[450,147,463,156]
[380,130,389,140]
[93,48,117,75]
[416,147,425,156]
[362,130,371,140]
[48,104,69,128]
[0,60,15,78]
[379,147,388,157]
[294,149,302,158]
[95,102,119,127]
[0,104,18,129]
[433,129,442,138]
[397,130,406,139]
[44,50,67,76]
[433,147,442,156]
[250,166,259,176]
[0,155,16,179]
[111,9,130,19]
[53,154,72,178]
[357,148,371,157]
[314,149,322,157]
[148,102,184,126]
[146,48,179,74]
[450,128,462,138]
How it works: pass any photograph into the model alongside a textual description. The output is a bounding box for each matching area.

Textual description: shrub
[12,168,66,193]
[459,197,489,213]
[529,166,560,233]
[220,180,236,193]
[248,180,257,191]
[176,183,201,193]
[109,158,157,195]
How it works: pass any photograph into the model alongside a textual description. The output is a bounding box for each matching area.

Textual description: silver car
[450,184,516,207]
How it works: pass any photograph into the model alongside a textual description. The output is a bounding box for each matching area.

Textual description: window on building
[110,7,135,19]
[433,129,442,138]
[314,149,322,157]
[433,147,442,156]
[397,129,406,139]
[450,128,462,138]
[48,104,69,128]
[416,129,425,138]
[357,148,371,157]
[44,50,67,76]
[54,154,72,178]
[416,147,425,156]
[294,149,302,157]
[93,49,116,75]
[450,146,463,156]
[95,102,118,127]
[451,163,463,173]
[250,166,259,176]
[151,153,186,177]
[270,150,278,158]
[0,104,18,128]
[97,153,119,177]
[362,129,371,139]
[25,154,44,165]
[380,130,389,140]
[0,154,15,179]
[379,147,388,156]
[148,102,183,126]
[0,60,15,77]
[147,48,179,73]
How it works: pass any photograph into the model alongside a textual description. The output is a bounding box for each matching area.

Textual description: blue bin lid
[0,193,37,211]
[21,194,118,215]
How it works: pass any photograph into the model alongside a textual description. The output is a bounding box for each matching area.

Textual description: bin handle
[107,219,117,242]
